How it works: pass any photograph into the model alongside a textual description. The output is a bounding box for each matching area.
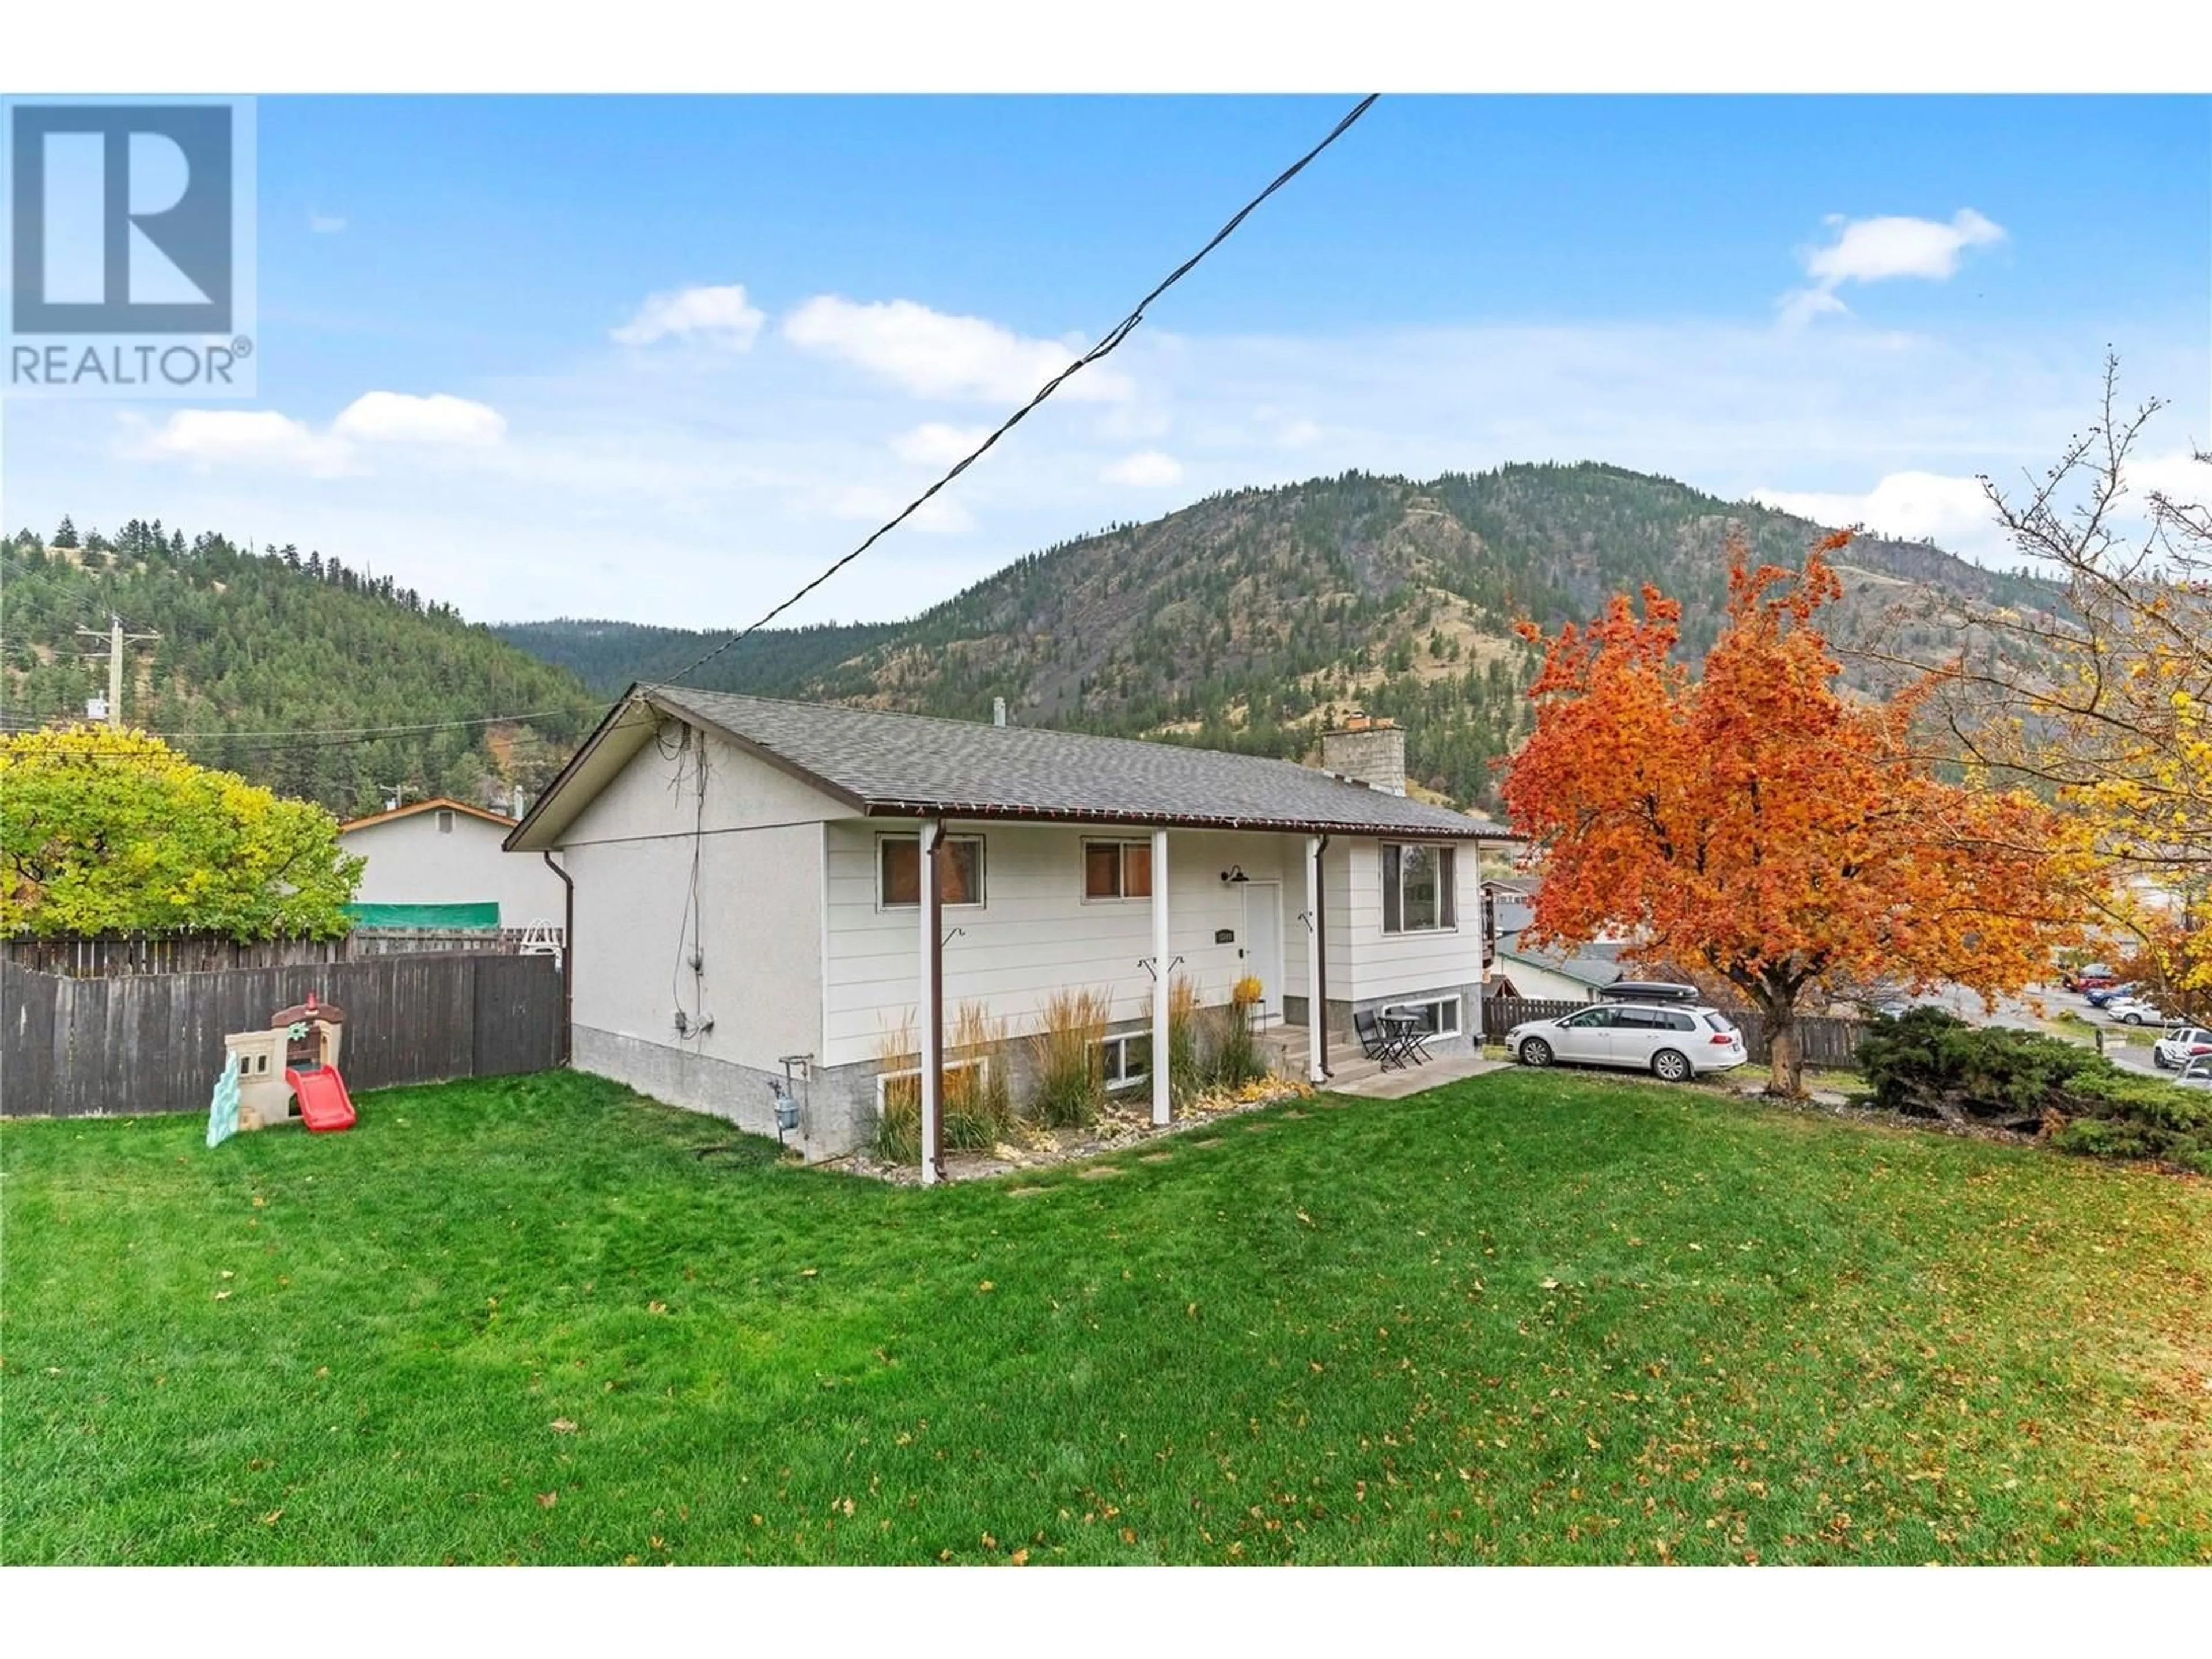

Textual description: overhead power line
[646,92,1382,696]
[3,97,1380,757]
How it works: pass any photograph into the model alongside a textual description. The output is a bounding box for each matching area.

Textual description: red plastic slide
[286,1067,357,1132]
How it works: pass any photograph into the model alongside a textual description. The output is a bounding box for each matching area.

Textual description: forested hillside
[505,464,2052,810]
[496,616,899,700]
[2,518,598,817]
[10,463,2048,820]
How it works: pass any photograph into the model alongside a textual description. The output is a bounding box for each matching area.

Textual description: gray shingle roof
[1496,933,1628,988]
[653,688,1506,839]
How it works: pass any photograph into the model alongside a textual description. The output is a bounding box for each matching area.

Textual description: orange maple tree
[1502,533,2098,1096]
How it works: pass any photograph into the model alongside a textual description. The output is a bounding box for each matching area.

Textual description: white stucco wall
[340,810,567,928]
[558,721,834,1077]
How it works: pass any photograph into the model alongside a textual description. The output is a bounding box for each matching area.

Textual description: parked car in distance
[2061,964,2116,993]
[2084,982,2139,1009]
[1508,1001,1748,1082]
[2152,1027,2212,1070]
[2104,997,2168,1027]
[1873,1000,1912,1020]
[2176,1053,2212,1090]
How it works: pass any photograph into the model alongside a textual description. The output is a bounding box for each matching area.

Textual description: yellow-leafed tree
[0,725,362,940]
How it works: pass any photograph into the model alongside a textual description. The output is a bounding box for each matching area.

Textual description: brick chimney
[1320,715,1406,796]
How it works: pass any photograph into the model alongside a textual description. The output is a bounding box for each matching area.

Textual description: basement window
[1381,843,1457,934]
[876,1056,989,1110]
[1083,838,1153,901]
[1094,1031,1153,1090]
[878,834,986,909]
[1382,995,1462,1037]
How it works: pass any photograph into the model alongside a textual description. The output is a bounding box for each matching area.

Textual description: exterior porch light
[1219,865,1249,884]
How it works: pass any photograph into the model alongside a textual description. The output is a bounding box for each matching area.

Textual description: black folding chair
[1354,1008,1411,1069]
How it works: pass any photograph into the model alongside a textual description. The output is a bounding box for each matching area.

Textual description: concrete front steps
[1261,1025,1508,1099]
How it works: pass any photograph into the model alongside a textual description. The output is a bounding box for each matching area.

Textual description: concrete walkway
[1324,1054,1509,1100]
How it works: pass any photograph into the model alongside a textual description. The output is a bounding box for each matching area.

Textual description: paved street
[1899,981,2175,1075]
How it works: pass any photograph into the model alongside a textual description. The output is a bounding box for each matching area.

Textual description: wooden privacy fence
[1482,995,1866,1069]
[2,929,546,978]
[3,953,565,1119]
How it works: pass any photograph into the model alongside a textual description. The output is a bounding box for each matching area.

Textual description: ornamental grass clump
[1207,1000,1268,1090]
[874,1005,1015,1160]
[872,1014,922,1163]
[1030,987,1111,1128]
[944,1001,1014,1148]
[1167,975,1204,1106]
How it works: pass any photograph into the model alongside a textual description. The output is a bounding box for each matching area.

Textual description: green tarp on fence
[342,902,502,930]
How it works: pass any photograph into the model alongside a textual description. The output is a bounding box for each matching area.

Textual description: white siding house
[339,797,568,929]
[509,691,1512,1173]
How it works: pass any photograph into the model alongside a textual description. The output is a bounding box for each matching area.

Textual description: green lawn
[4,1069,2207,1565]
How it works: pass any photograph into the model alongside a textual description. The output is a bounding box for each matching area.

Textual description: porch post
[1150,827,1171,1126]
[1305,835,1325,1084]
[919,819,945,1185]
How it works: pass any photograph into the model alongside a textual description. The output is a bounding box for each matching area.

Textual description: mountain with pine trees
[2,519,599,817]
[8,463,2048,817]
[500,463,2051,811]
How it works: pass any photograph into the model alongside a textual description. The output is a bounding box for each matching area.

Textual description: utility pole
[75,614,160,730]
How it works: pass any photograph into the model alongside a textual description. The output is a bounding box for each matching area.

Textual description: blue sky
[8,94,2208,626]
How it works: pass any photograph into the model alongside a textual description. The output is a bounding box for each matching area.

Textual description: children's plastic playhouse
[221,993,357,1132]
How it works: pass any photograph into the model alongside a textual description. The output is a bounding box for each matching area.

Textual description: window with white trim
[876,1056,988,1109]
[1385,995,1462,1037]
[1381,843,1457,933]
[1094,1031,1153,1090]
[1082,838,1153,901]
[877,834,986,909]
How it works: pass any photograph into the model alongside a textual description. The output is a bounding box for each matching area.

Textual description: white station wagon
[1507,998,1749,1082]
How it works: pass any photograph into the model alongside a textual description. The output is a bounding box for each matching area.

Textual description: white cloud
[1752,471,2001,556]
[891,422,992,466]
[331,391,506,447]
[1755,450,2210,566]
[1101,450,1184,487]
[783,296,1133,403]
[1781,208,2006,327]
[308,212,347,234]
[139,410,354,476]
[612,283,766,349]
[59,318,2200,630]
[827,483,974,534]
[1277,418,1322,449]
[136,391,505,479]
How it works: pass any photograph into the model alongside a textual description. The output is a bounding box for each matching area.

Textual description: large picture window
[1381,843,1457,934]
[878,834,985,908]
[1082,838,1153,900]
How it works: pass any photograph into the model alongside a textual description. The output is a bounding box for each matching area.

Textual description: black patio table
[1379,1010,1430,1066]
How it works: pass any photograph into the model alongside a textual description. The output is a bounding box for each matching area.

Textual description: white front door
[1241,881,1283,1018]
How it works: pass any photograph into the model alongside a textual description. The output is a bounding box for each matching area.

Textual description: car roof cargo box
[1605,981,1702,1004]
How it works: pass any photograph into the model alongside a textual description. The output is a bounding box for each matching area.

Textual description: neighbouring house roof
[340,796,516,834]
[1495,932,1629,990]
[508,687,1513,853]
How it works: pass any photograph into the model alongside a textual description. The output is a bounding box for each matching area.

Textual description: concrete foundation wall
[574,1024,878,1162]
